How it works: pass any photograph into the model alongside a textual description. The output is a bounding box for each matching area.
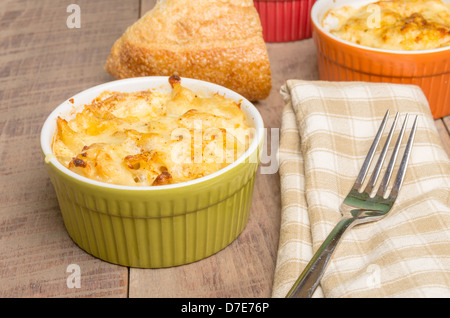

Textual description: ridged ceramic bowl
[254,0,317,42]
[311,0,450,119]
[41,76,264,268]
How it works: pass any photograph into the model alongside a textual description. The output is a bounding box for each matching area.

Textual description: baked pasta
[52,76,253,186]
[322,0,450,50]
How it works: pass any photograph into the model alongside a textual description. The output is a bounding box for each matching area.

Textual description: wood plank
[442,115,450,132]
[141,0,157,15]
[435,118,450,158]
[0,0,140,297]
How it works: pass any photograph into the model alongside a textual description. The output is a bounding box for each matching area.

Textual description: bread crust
[105,0,272,101]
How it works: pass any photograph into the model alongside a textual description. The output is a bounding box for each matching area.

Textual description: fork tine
[353,110,390,191]
[364,112,399,195]
[389,115,419,199]
[377,113,410,197]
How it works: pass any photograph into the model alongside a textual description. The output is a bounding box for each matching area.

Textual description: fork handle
[286,217,356,298]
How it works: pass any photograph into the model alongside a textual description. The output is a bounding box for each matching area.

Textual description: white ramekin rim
[40,76,265,191]
[311,0,450,55]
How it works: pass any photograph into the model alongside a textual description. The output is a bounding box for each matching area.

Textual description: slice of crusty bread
[105,0,272,101]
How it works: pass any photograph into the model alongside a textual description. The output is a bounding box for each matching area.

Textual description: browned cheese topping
[53,77,254,186]
[322,0,450,50]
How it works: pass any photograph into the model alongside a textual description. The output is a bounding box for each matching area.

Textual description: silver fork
[286,110,418,298]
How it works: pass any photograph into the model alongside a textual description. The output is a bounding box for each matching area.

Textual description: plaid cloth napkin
[272,80,450,298]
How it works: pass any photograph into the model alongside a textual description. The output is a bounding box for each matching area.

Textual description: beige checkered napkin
[272,80,450,298]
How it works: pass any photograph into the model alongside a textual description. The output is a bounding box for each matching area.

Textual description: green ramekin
[41,76,264,268]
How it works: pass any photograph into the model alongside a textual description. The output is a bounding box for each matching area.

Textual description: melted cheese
[52,81,253,186]
[322,0,450,51]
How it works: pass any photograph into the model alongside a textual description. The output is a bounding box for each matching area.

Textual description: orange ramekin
[254,0,317,42]
[311,0,450,119]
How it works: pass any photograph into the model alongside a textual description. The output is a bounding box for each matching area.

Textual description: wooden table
[1,0,449,298]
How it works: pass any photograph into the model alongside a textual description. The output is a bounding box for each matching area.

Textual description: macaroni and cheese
[52,76,253,186]
[322,0,450,50]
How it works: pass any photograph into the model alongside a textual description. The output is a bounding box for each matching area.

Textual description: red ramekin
[254,0,317,42]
